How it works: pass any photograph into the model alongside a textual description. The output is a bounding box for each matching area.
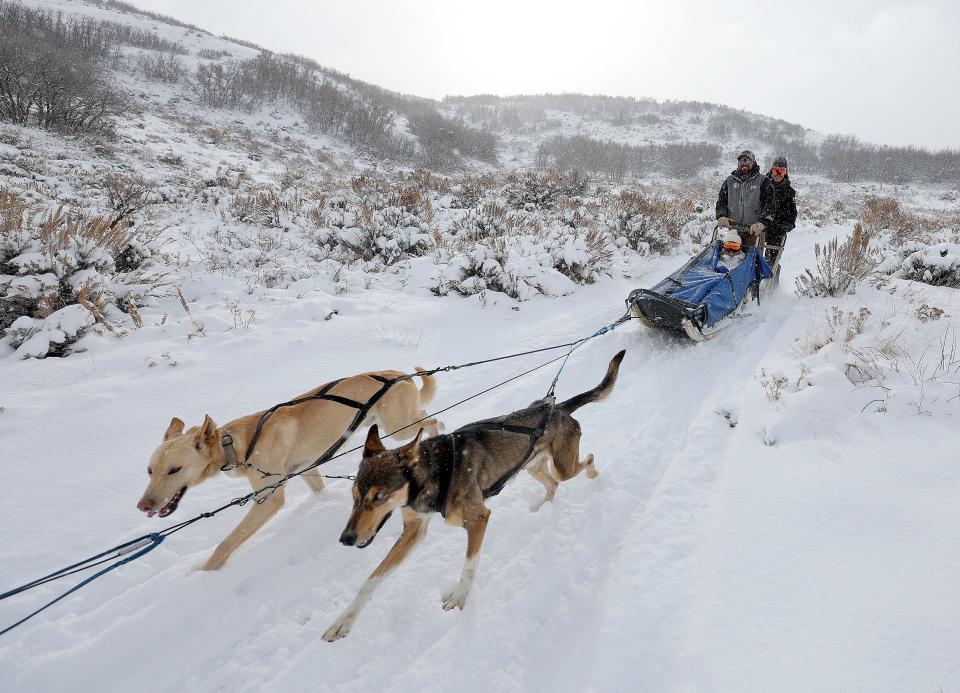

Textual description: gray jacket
[716,164,776,228]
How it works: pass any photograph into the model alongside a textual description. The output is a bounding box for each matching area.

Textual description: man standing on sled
[764,155,798,281]
[715,149,776,250]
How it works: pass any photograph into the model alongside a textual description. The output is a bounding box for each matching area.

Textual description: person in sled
[715,150,776,249]
[715,229,745,272]
[764,155,798,268]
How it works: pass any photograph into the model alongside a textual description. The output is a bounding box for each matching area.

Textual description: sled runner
[626,227,774,341]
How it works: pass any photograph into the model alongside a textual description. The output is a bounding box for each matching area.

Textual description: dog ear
[164,417,185,440]
[364,424,385,455]
[401,428,423,459]
[197,414,218,447]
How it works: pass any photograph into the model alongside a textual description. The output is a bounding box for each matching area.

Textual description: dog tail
[556,349,625,415]
[414,367,437,405]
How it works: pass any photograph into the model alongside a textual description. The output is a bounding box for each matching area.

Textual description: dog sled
[626,226,776,341]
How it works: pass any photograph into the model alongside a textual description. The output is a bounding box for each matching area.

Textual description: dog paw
[322,615,354,642]
[530,497,550,513]
[583,453,598,479]
[441,588,469,611]
[200,556,226,571]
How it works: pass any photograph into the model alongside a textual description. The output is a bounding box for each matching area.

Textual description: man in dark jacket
[764,155,798,267]
[715,150,776,249]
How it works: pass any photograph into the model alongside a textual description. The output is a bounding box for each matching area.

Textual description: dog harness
[220,374,397,474]
[429,400,554,517]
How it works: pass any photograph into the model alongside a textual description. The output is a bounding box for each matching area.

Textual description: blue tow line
[546,314,629,398]
[0,534,165,638]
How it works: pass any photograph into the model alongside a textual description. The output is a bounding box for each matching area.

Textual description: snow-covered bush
[1,196,164,358]
[503,171,588,211]
[229,189,286,227]
[448,175,495,209]
[198,225,309,287]
[0,203,152,358]
[436,238,524,299]
[335,205,433,266]
[449,203,534,241]
[878,242,960,287]
[547,227,614,284]
[795,223,879,297]
[604,190,695,254]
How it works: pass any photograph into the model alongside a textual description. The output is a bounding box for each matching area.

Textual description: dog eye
[194,443,202,451]
[168,466,182,475]
[147,467,153,476]
[373,491,387,502]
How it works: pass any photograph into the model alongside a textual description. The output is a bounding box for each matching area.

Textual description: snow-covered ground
[2,1,960,691]
[2,221,960,692]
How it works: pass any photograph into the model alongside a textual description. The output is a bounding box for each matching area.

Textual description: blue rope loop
[0,533,165,638]
[0,532,163,602]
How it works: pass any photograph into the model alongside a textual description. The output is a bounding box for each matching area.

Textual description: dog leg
[442,505,490,611]
[581,452,599,479]
[422,414,441,437]
[202,487,285,571]
[301,468,326,493]
[323,508,431,642]
[526,455,559,512]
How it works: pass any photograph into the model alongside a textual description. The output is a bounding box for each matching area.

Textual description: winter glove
[717,217,731,228]
[749,222,765,235]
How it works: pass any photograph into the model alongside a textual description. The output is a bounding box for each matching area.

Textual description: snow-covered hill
[2,1,960,691]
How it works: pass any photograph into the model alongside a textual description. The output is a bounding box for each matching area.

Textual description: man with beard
[715,149,776,249]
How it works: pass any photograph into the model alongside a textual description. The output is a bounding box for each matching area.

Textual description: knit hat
[772,155,788,169]
[737,150,756,163]
[722,229,742,250]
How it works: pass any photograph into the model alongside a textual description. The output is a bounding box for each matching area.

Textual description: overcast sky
[136,0,959,150]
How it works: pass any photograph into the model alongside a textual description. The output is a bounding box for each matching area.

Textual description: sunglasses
[723,241,742,251]
[737,158,752,164]
[771,166,787,176]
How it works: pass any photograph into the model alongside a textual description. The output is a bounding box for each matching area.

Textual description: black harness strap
[483,403,553,499]
[433,402,554,516]
[223,374,398,475]
[236,379,344,467]
[309,377,397,470]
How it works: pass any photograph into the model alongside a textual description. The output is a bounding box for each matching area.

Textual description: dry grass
[610,190,696,253]
[862,195,938,245]
[229,189,287,227]
[796,223,879,297]
[0,188,32,235]
[38,207,132,256]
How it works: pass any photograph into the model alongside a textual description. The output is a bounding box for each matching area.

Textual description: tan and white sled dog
[322,350,625,641]
[137,370,439,571]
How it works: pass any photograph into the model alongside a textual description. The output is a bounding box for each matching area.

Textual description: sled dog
[322,350,625,641]
[137,370,439,571]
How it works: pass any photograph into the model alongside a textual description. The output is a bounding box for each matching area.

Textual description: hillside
[2,1,960,692]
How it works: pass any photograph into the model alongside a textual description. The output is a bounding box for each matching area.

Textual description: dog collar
[220,431,239,471]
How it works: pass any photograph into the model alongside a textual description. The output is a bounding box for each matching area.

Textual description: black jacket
[715,163,776,228]
[765,173,797,233]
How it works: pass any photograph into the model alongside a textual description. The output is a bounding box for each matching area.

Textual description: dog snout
[137,497,154,512]
[339,529,357,547]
